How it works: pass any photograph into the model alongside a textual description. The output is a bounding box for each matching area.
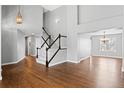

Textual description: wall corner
[0,69,2,80]
[0,5,2,80]
[122,66,124,72]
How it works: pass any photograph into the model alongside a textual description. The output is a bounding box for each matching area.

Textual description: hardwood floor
[0,56,124,88]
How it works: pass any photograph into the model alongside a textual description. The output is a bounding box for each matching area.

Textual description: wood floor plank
[0,56,124,88]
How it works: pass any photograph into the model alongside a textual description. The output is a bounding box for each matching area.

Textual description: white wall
[78,34,91,60]
[77,6,123,33]
[44,6,67,48]
[78,6,123,24]
[41,6,124,64]
[67,6,78,62]
[17,30,25,60]
[44,6,67,37]
[2,5,18,64]
[0,5,2,80]
[2,6,26,64]
[122,7,124,72]
[1,5,43,64]
[28,35,36,56]
[49,49,67,66]
[123,29,124,71]
[43,6,67,64]
[91,34,122,58]
[21,5,43,35]
[66,5,123,63]
[36,36,42,48]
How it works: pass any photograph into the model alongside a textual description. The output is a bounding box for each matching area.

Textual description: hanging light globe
[16,6,22,24]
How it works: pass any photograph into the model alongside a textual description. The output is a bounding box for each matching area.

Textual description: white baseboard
[92,55,122,59]
[49,61,66,67]
[2,56,25,66]
[2,61,18,66]
[0,76,2,80]
[31,55,36,57]
[36,59,46,65]
[66,60,79,63]
[36,59,66,67]
[78,56,90,63]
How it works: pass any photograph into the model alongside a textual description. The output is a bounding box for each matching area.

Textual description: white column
[122,6,124,72]
[122,24,124,72]
[0,5,2,80]
[67,5,78,63]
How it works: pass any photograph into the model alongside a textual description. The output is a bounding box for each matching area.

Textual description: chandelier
[100,32,109,44]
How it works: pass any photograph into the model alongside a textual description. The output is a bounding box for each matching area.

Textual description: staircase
[36,27,67,67]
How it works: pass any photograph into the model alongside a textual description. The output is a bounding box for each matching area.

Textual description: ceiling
[42,5,62,12]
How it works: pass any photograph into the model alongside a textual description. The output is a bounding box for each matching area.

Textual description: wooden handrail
[46,48,49,67]
[36,27,51,58]
[48,34,60,49]
[41,36,50,48]
[42,27,50,37]
[36,36,51,58]
[42,36,50,47]
[48,34,67,49]
[48,48,60,64]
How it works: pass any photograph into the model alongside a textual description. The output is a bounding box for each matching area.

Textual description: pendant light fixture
[16,5,22,24]
[100,31,109,44]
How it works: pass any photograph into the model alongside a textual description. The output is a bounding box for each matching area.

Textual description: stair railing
[36,27,67,67]
[46,34,67,67]
[36,27,51,58]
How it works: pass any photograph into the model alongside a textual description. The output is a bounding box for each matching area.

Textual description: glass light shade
[100,38,110,41]
[16,12,22,24]
[100,38,109,44]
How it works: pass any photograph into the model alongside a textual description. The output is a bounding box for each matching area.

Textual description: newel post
[59,34,61,49]
[46,48,49,67]
[36,47,38,58]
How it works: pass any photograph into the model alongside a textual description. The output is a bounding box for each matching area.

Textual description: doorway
[25,37,28,56]
[78,28,123,61]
